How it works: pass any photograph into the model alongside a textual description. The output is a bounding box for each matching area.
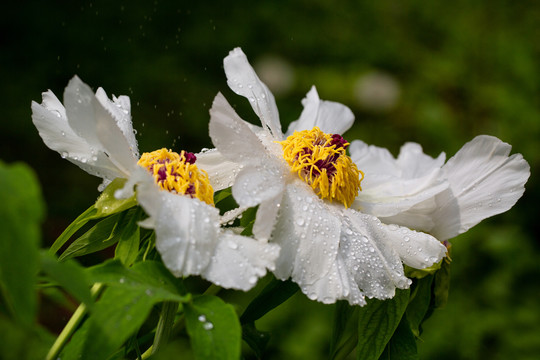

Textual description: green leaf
[114,207,142,266]
[49,178,137,256]
[356,288,410,360]
[330,301,359,359]
[58,212,123,261]
[62,261,190,360]
[0,316,53,360]
[240,278,298,324]
[94,178,137,217]
[0,161,44,326]
[49,205,98,255]
[184,295,242,360]
[87,260,189,301]
[39,251,93,307]
[379,315,418,360]
[433,259,451,309]
[81,286,159,360]
[406,276,434,337]
[213,187,232,205]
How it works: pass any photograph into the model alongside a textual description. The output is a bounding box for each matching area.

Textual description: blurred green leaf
[356,288,410,360]
[184,295,241,360]
[406,276,434,337]
[240,278,299,324]
[114,207,142,266]
[0,161,44,326]
[214,188,232,205]
[379,315,418,360]
[40,251,93,307]
[0,316,53,360]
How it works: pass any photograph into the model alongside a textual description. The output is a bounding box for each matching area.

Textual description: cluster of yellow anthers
[279,127,364,208]
[138,148,214,205]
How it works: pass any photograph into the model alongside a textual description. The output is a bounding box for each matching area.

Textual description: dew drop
[203,322,214,330]
[198,315,206,322]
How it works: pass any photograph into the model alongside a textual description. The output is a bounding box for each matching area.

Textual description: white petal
[203,231,280,290]
[95,88,139,158]
[209,92,267,165]
[31,90,125,182]
[432,135,530,240]
[252,192,284,242]
[63,76,136,177]
[351,140,448,217]
[224,48,282,139]
[337,210,411,300]
[137,181,220,277]
[286,86,355,136]
[195,148,243,190]
[271,181,341,286]
[232,158,286,208]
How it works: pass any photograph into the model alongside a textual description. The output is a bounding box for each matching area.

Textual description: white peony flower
[208,48,447,305]
[31,76,279,291]
[349,136,530,241]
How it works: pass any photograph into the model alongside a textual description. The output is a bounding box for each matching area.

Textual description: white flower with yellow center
[31,76,279,291]
[209,48,447,305]
[349,136,530,241]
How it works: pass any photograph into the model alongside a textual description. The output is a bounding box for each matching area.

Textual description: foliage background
[1,0,539,358]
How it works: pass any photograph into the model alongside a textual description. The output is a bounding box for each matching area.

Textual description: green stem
[45,283,104,360]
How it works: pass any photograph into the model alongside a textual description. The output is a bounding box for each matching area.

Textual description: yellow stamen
[278,127,364,208]
[138,148,214,206]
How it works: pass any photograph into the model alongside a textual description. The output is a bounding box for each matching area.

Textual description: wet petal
[272,181,341,286]
[224,48,282,139]
[95,88,139,158]
[137,181,220,277]
[195,148,243,191]
[209,92,267,165]
[252,192,284,242]
[232,158,286,208]
[286,86,355,136]
[203,231,280,290]
[31,89,125,183]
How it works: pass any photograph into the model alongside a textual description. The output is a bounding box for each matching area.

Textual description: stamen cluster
[138,148,214,205]
[279,127,363,207]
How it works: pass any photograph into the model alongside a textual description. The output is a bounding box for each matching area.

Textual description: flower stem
[45,283,104,360]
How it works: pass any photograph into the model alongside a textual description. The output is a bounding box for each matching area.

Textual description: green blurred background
[1,1,539,358]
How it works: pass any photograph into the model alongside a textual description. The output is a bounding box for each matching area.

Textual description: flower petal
[209,92,267,165]
[95,88,139,158]
[271,181,341,287]
[224,48,282,139]
[351,140,448,217]
[286,86,355,136]
[137,181,220,277]
[203,231,280,291]
[232,157,286,208]
[252,192,284,242]
[31,90,125,183]
[63,76,137,177]
[431,135,530,240]
[195,148,243,191]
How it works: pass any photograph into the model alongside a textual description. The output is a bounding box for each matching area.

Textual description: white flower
[208,48,447,305]
[349,136,530,240]
[31,76,279,291]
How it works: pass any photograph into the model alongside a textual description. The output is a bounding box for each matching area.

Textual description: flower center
[279,127,364,208]
[138,148,214,205]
